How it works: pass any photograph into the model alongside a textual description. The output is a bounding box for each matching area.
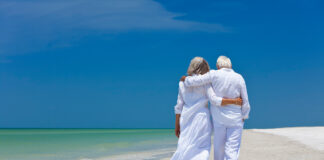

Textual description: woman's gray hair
[187,57,210,76]
[216,55,232,68]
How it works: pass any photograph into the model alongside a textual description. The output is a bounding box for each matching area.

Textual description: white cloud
[0,0,228,55]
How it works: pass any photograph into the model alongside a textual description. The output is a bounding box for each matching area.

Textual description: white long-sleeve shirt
[174,77,223,119]
[184,68,250,127]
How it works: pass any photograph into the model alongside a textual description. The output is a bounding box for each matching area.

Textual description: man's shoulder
[210,69,218,72]
[232,71,245,82]
[232,71,242,76]
[208,70,221,79]
[209,69,219,75]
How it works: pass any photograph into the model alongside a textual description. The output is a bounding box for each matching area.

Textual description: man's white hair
[217,55,232,69]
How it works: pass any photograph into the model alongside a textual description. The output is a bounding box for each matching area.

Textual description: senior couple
[171,56,250,160]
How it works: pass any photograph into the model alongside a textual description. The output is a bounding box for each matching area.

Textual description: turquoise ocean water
[0,129,177,160]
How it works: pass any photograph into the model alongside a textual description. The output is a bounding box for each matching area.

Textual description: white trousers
[213,125,243,160]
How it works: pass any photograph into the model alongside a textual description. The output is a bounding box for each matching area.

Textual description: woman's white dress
[171,81,218,160]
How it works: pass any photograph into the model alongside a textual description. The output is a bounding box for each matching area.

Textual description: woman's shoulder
[178,81,185,90]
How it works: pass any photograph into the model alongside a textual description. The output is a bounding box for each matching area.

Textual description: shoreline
[1,127,322,160]
[94,126,324,160]
[91,148,175,160]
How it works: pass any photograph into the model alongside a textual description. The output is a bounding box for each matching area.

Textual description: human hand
[180,76,186,82]
[235,97,243,106]
[175,124,180,138]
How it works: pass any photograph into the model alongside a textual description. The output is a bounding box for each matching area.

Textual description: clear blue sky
[0,0,323,128]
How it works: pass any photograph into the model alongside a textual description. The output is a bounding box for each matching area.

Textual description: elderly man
[181,56,250,160]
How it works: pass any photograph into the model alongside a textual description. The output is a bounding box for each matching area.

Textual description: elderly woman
[171,57,242,160]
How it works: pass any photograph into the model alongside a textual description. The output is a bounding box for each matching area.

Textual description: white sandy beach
[237,127,324,160]
[253,127,324,151]
[95,127,324,160]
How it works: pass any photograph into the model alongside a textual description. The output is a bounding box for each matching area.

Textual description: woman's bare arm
[175,114,181,138]
[221,98,243,106]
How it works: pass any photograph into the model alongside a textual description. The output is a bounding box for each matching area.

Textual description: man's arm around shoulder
[181,70,216,87]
